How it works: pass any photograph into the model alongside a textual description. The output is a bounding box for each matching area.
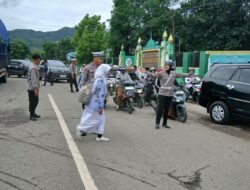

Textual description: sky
[0,0,113,31]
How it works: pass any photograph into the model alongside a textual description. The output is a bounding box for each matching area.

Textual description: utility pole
[172,16,177,68]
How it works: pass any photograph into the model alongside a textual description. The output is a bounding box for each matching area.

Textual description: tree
[109,0,250,55]
[178,0,250,51]
[42,39,74,62]
[73,14,107,64]
[10,39,30,59]
[109,0,175,56]
[43,41,58,60]
[56,38,74,62]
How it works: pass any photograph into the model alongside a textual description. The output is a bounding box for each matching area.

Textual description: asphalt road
[0,77,250,190]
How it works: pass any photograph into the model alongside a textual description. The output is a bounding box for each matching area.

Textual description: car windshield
[21,60,32,67]
[48,60,66,67]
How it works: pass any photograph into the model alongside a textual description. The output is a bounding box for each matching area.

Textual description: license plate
[125,86,134,90]
[60,75,66,78]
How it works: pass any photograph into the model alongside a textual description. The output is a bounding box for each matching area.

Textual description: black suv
[39,60,71,82]
[7,60,31,78]
[199,64,250,124]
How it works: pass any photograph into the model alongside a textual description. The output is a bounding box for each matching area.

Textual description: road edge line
[48,93,98,190]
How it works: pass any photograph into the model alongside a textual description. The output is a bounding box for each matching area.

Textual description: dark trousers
[28,90,39,116]
[43,73,53,86]
[70,74,79,92]
[156,95,173,125]
[145,85,153,103]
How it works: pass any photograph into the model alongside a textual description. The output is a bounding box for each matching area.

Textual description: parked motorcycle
[150,86,159,113]
[134,81,144,108]
[168,90,188,123]
[113,81,135,114]
[152,88,187,123]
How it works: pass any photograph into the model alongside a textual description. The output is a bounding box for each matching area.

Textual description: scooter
[134,81,144,108]
[150,86,159,113]
[107,77,116,96]
[185,77,201,102]
[143,78,157,105]
[152,88,187,123]
[168,90,188,123]
[113,81,135,114]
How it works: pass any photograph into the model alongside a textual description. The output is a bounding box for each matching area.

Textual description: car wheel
[18,75,21,78]
[24,71,28,78]
[1,73,7,83]
[210,101,229,124]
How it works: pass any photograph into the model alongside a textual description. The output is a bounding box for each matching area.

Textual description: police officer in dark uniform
[27,54,41,121]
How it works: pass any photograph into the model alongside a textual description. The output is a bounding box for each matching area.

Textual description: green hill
[8,27,76,49]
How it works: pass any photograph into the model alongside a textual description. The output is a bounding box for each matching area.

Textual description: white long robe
[77,108,105,134]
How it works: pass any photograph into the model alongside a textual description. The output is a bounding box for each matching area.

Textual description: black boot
[30,114,37,121]
[155,124,160,129]
[163,124,171,128]
[34,113,41,118]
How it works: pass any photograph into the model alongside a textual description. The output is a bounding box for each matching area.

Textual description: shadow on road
[187,102,250,140]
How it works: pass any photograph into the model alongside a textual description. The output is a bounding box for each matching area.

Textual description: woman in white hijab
[77,64,111,142]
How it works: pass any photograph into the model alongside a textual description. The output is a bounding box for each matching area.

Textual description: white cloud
[0,0,113,31]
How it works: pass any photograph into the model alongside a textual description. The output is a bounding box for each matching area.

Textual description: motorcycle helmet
[119,66,126,73]
[150,67,156,72]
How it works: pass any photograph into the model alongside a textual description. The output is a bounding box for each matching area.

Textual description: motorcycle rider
[128,66,140,81]
[154,60,190,129]
[185,69,196,95]
[144,67,156,105]
[115,66,133,110]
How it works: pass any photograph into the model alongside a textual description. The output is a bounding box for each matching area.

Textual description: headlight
[137,89,143,93]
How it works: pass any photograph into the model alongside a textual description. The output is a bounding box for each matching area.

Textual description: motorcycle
[152,88,187,123]
[143,78,157,105]
[150,86,159,113]
[168,90,188,123]
[113,81,135,114]
[185,77,201,102]
[107,77,116,96]
[134,81,145,108]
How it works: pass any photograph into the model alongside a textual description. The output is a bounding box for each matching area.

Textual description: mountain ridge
[8,27,76,49]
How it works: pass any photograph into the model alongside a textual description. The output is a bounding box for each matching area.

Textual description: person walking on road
[69,59,79,93]
[77,63,86,88]
[155,60,190,129]
[42,59,54,86]
[27,54,41,121]
[79,52,104,109]
[76,64,111,142]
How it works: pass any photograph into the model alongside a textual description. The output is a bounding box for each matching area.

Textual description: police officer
[80,52,104,86]
[69,59,79,93]
[27,54,41,121]
[42,59,54,86]
[80,52,104,109]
